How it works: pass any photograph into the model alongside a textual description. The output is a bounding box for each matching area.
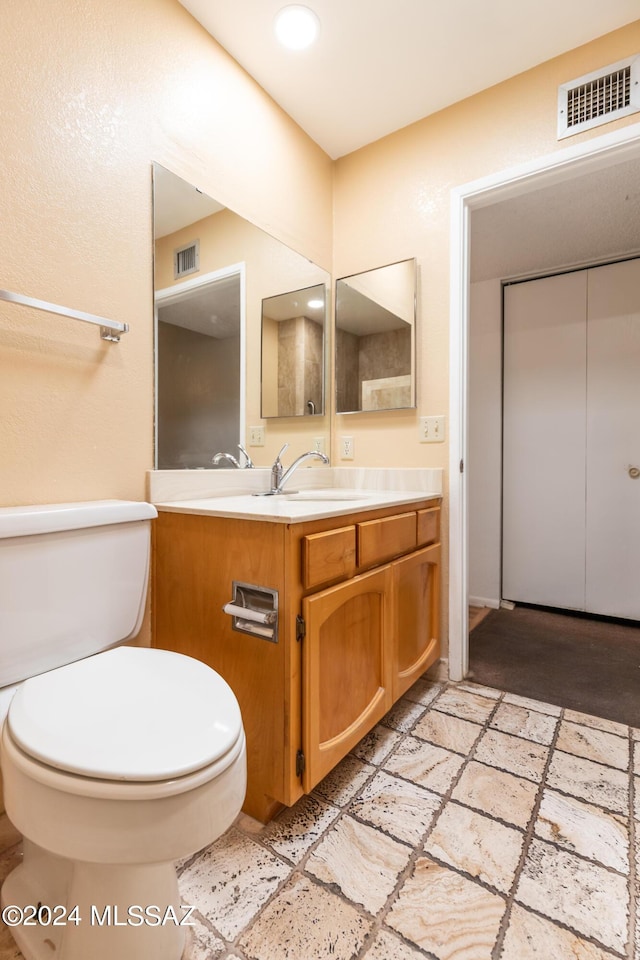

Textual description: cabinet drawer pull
[629,466,640,479]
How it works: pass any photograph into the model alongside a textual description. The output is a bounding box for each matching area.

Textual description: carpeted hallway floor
[469,605,640,728]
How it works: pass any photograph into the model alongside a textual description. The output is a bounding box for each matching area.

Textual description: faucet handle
[237,443,254,468]
[274,443,289,464]
[269,443,288,494]
[212,451,241,468]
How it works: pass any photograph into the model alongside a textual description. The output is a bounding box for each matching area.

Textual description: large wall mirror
[153,164,329,468]
[335,258,417,414]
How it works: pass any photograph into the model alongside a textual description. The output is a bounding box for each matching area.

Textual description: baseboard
[425,658,449,682]
[469,596,500,609]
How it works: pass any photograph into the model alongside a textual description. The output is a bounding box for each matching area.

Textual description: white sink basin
[284,490,372,501]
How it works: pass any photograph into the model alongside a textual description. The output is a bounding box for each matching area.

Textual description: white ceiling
[153,163,223,238]
[179,0,639,159]
[157,274,241,339]
[470,155,640,282]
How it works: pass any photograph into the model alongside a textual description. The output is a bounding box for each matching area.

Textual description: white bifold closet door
[502,259,640,620]
[585,260,640,618]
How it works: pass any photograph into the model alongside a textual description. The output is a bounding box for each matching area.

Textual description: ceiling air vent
[558,55,639,139]
[174,240,200,280]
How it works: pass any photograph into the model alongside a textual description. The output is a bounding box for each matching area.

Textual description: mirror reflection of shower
[260,284,326,418]
[335,258,416,414]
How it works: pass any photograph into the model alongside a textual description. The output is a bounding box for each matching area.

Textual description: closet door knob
[629,466,640,479]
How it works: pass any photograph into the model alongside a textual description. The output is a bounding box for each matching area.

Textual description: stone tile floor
[1,677,638,959]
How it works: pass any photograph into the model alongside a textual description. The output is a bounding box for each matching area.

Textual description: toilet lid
[7,646,243,782]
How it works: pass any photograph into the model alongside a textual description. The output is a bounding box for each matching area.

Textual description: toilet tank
[0,500,158,687]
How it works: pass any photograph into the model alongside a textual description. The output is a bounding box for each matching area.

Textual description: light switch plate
[249,425,265,446]
[419,416,445,443]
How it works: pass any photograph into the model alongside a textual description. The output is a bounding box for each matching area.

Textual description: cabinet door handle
[629,466,640,479]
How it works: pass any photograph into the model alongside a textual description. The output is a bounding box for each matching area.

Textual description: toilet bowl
[1,646,246,960]
[0,501,247,960]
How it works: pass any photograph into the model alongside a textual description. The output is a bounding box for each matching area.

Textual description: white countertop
[154,488,440,523]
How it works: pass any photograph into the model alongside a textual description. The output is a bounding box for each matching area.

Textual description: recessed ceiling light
[274,5,320,51]
[307,299,323,309]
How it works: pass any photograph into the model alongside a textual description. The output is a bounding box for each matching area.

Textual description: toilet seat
[1,721,246,802]
[7,646,243,782]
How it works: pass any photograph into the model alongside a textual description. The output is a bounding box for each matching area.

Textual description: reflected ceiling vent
[558,55,639,139]
[174,240,200,280]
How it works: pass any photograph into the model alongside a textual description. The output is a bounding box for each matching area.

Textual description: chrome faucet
[212,444,254,469]
[265,443,329,495]
[237,443,254,468]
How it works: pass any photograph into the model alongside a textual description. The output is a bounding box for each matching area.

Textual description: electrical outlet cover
[340,436,354,460]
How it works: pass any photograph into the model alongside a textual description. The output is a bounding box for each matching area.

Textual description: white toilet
[0,500,246,960]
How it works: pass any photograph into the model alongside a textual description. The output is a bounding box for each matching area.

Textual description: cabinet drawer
[357,512,417,569]
[302,526,356,589]
[417,507,440,547]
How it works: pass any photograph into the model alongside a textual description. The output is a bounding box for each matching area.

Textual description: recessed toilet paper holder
[223,581,279,643]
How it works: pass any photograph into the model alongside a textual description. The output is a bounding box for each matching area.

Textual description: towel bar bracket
[100,325,129,342]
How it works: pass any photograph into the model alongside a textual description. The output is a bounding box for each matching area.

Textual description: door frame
[154,262,247,468]
[448,120,640,682]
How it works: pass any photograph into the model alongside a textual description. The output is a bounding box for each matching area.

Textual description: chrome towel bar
[0,288,129,342]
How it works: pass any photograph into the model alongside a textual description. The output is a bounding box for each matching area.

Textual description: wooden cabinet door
[392,544,440,700]
[302,565,393,790]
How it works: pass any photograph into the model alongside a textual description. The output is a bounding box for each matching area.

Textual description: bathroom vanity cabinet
[152,496,440,823]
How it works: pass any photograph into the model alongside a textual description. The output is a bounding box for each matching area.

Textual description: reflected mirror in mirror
[335,258,416,414]
[153,163,330,468]
[155,269,242,469]
[261,284,326,418]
